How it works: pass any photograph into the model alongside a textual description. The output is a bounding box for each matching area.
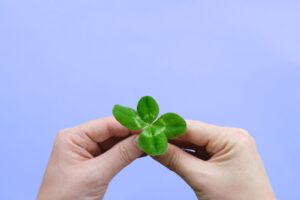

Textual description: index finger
[75,116,131,143]
[177,120,224,147]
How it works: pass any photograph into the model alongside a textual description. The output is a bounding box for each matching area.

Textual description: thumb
[95,135,143,180]
[153,143,206,180]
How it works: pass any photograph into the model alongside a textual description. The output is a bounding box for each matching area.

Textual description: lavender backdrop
[1,1,299,199]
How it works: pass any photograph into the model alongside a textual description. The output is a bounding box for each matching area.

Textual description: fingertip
[153,143,186,171]
[133,135,144,155]
[130,129,143,135]
[153,143,207,178]
[125,134,143,155]
[95,135,144,180]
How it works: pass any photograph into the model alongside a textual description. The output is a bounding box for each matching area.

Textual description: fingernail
[133,135,139,144]
[133,135,143,148]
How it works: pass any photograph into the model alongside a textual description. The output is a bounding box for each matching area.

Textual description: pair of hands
[37,117,275,200]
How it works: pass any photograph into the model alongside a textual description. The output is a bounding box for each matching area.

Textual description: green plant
[112,96,186,156]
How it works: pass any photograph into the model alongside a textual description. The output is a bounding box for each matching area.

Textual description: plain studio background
[0,1,299,199]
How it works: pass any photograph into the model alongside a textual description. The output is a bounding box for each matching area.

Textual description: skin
[155,120,276,200]
[37,117,276,200]
[37,117,143,200]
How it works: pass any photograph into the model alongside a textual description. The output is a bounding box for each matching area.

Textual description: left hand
[37,117,143,200]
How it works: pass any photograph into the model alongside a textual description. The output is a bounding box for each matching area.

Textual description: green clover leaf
[112,105,147,130]
[112,96,186,156]
[138,126,168,156]
[153,112,186,139]
[137,96,159,123]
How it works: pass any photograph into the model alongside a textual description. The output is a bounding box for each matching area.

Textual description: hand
[154,120,276,200]
[37,117,143,200]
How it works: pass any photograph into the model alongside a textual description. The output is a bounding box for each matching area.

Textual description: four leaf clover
[112,96,187,156]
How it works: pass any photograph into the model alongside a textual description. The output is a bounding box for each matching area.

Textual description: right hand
[154,120,276,200]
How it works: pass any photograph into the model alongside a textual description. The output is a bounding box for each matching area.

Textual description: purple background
[1,1,299,199]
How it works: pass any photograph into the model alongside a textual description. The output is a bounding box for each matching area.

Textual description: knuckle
[188,120,203,126]
[55,128,73,144]
[57,128,71,138]
[118,143,133,164]
[231,128,255,146]
[166,149,180,172]
[235,128,250,136]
